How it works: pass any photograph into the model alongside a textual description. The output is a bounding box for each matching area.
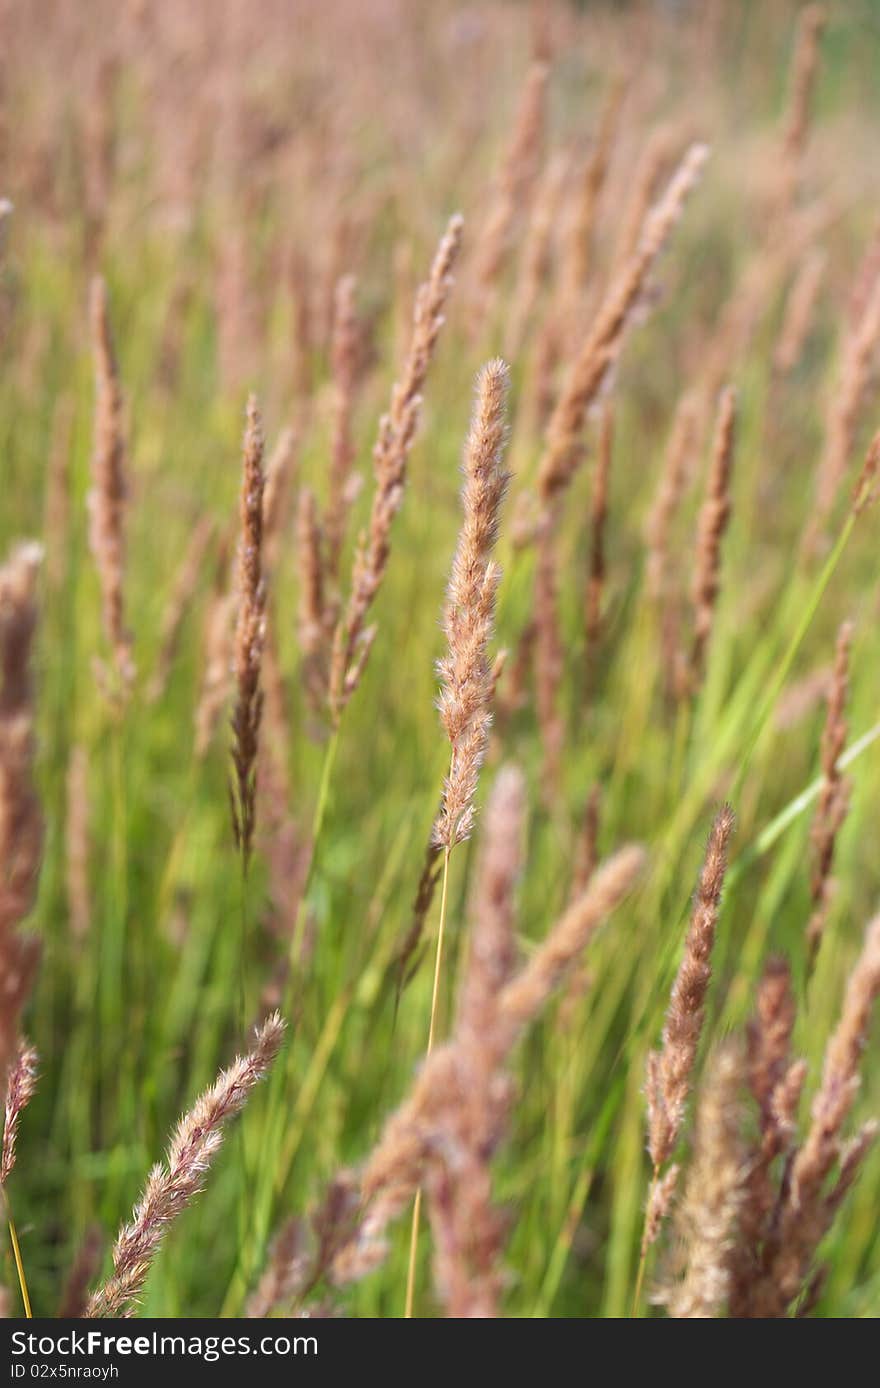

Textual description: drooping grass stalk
[88,1015,285,1318]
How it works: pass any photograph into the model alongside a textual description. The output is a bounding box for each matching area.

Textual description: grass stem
[404,844,451,1317]
[4,1192,32,1318]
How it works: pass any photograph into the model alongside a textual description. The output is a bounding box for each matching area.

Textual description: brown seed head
[647,805,735,1171]
[435,359,511,850]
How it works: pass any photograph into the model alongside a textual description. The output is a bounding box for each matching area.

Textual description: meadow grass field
[2,0,880,1318]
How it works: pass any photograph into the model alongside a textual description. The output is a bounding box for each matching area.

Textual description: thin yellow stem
[631,1168,658,1317]
[631,1239,649,1318]
[404,844,451,1318]
[4,1192,32,1318]
[426,847,451,1055]
[404,1188,424,1319]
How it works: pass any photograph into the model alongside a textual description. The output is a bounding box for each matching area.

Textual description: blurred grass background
[2,0,880,1316]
